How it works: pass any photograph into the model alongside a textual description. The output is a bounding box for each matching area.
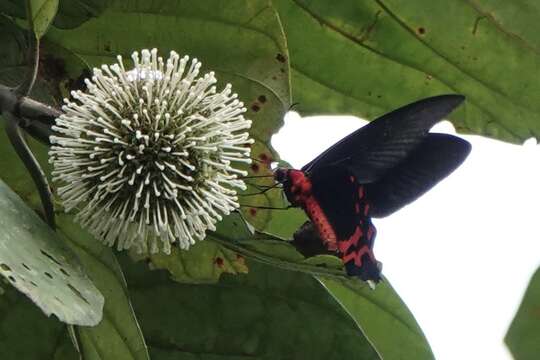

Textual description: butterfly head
[273,167,289,184]
[274,168,312,206]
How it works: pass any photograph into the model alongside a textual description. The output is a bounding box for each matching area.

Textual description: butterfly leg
[291,221,335,257]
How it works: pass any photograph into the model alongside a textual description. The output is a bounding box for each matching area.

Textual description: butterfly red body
[274,95,471,284]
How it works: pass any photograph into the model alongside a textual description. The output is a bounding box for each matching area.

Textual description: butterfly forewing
[302,95,465,184]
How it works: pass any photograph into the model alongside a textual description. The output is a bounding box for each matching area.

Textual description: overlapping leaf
[274,0,540,143]
[0,180,104,326]
[505,267,540,359]
[120,256,380,359]
[0,283,78,360]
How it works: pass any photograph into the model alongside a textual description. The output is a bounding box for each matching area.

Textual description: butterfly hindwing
[367,133,471,218]
[309,166,381,281]
[302,95,465,184]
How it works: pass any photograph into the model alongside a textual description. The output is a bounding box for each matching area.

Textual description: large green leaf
[0,282,78,360]
[120,256,380,359]
[505,267,540,359]
[0,179,104,326]
[274,0,540,143]
[57,215,150,360]
[320,277,434,359]
[213,230,433,359]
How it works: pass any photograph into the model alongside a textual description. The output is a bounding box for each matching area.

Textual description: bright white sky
[272,112,540,360]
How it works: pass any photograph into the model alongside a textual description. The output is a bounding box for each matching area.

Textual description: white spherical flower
[49,49,253,254]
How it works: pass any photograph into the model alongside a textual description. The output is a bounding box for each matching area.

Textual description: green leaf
[120,256,380,359]
[56,215,150,360]
[139,239,248,285]
[28,0,59,38]
[319,277,434,359]
[505,267,540,359]
[0,283,78,360]
[53,0,108,29]
[0,179,104,326]
[274,0,540,143]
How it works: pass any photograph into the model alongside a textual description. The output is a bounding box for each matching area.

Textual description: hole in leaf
[40,250,63,266]
[54,296,65,305]
[60,268,70,277]
[67,283,90,305]
[0,264,11,272]
[44,272,53,279]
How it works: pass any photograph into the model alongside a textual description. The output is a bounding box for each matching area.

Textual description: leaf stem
[3,111,55,228]
[210,235,347,279]
[17,1,40,96]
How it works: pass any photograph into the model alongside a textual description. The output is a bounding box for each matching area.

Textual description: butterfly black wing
[301,95,465,183]
[309,166,381,282]
[367,133,471,218]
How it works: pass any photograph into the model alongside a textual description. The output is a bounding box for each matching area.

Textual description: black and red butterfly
[273,95,471,284]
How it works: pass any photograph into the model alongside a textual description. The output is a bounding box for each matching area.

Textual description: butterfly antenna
[239,174,275,180]
[249,157,268,164]
[241,204,292,211]
[240,182,282,197]
[288,102,300,111]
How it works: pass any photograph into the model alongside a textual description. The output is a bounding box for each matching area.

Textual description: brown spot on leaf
[258,95,267,103]
[251,104,260,112]
[276,53,286,63]
[235,254,246,266]
[214,257,224,267]
[249,208,257,216]
[250,163,260,172]
[417,27,426,35]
